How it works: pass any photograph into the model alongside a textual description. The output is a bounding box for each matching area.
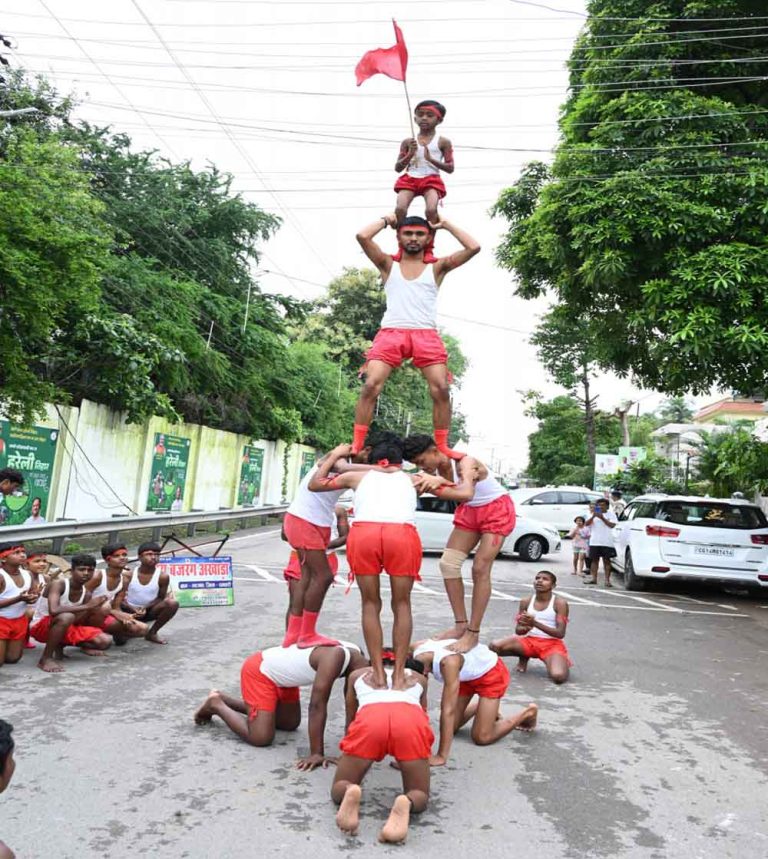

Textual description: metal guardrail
[0,504,289,553]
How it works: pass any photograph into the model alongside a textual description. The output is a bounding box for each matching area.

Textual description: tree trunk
[582,364,596,464]
[613,401,633,447]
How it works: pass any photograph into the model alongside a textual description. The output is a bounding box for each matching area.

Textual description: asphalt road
[3,527,768,858]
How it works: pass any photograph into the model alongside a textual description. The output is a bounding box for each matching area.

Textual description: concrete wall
[8,400,317,522]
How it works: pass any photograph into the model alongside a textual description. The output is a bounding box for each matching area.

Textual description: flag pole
[403,78,415,140]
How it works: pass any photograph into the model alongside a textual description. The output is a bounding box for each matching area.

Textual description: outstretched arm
[356,215,397,275]
[432,217,481,281]
[433,659,462,766]
[297,649,346,771]
[308,444,362,493]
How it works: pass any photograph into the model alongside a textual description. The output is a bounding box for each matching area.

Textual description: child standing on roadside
[568,516,590,576]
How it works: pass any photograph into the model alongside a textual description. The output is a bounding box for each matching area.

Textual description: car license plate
[693,546,735,557]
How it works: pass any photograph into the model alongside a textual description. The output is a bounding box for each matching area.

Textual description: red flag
[355,20,408,86]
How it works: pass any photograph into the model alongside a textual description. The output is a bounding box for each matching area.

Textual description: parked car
[509,486,604,533]
[343,492,561,562]
[612,494,768,591]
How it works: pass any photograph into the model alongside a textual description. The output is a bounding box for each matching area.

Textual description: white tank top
[352,470,416,524]
[125,567,161,608]
[260,641,359,688]
[380,262,438,330]
[526,593,558,639]
[355,667,424,709]
[407,137,442,178]
[0,569,31,619]
[32,578,86,624]
[413,639,498,682]
[288,464,344,528]
[92,569,124,602]
[452,460,506,508]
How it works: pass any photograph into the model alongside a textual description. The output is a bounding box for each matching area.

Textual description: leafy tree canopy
[494,0,768,396]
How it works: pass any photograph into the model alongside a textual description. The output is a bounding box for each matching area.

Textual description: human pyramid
[189,99,573,844]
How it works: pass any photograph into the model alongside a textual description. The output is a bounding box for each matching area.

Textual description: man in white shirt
[585,499,617,587]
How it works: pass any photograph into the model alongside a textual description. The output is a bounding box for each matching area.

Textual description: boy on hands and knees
[490,570,571,684]
[585,498,618,587]
[30,554,112,673]
[352,212,479,459]
[88,544,147,644]
[194,641,366,771]
[0,720,17,859]
[0,544,36,668]
[121,542,179,643]
[412,638,537,767]
[403,434,516,654]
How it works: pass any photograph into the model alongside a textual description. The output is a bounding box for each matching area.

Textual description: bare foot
[194,690,221,725]
[516,658,529,674]
[336,784,361,836]
[391,672,417,692]
[447,629,479,654]
[362,669,388,690]
[515,703,538,732]
[80,647,107,657]
[379,795,411,844]
[38,657,64,673]
[145,632,168,645]
[434,622,467,641]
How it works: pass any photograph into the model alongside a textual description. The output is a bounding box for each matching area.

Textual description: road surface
[4,527,768,858]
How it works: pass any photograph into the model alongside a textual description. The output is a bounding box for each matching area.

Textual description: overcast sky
[4,0,714,473]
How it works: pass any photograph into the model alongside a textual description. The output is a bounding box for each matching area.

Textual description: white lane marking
[413,582,443,595]
[244,564,282,583]
[716,604,739,611]
[491,588,517,601]
[554,588,601,606]
[192,528,283,549]
[597,591,683,612]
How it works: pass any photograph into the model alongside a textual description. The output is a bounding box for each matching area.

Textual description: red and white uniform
[516,593,572,664]
[0,568,31,641]
[241,642,359,719]
[30,579,103,645]
[339,669,434,761]
[347,470,422,578]
[283,516,341,582]
[284,465,345,551]
[452,460,516,538]
[394,137,447,199]
[413,638,510,700]
[365,263,448,371]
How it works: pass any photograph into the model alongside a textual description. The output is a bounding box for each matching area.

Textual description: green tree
[524,393,622,485]
[612,453,685,496]
[657,396,694,423]
[494,1,768,397]
[692,426,768,496]
[297,267,469,441]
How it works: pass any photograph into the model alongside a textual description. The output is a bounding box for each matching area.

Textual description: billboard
[147,433,191,512]
[0,422,58,526]
[162,555,234,607]
[237,445,264,506]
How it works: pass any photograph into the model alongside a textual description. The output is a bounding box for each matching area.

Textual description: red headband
[417,105,443,118]
[0,545,25,558]
[106,550,128,560]
[25,551,46,560]
[397,226,430,234]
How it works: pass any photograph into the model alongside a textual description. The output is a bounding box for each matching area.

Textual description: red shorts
[458,658,510,700]
[283,512,331,551]
[283,550,339,582]
[241,652,300,719]
[0,615,29,641]
[340,702,434,761]
[393,173,447,200]
[517,635,572,664]
[454,493,516,536]
[347,522,422,578]
[29,615,103,646]
[365,328,448,370]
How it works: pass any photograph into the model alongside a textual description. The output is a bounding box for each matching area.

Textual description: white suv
[509,486,604,533]
[612,494,768,591]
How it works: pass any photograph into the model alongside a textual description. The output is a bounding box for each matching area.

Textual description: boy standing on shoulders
[121,542,179,644]
[490,570,571,684]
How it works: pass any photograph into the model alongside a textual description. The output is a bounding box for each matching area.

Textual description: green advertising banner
[237,445,264,506]
[299,451,316,481]
[147,433,191,512]
[0,422,58,527]
[161,556,234,607]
